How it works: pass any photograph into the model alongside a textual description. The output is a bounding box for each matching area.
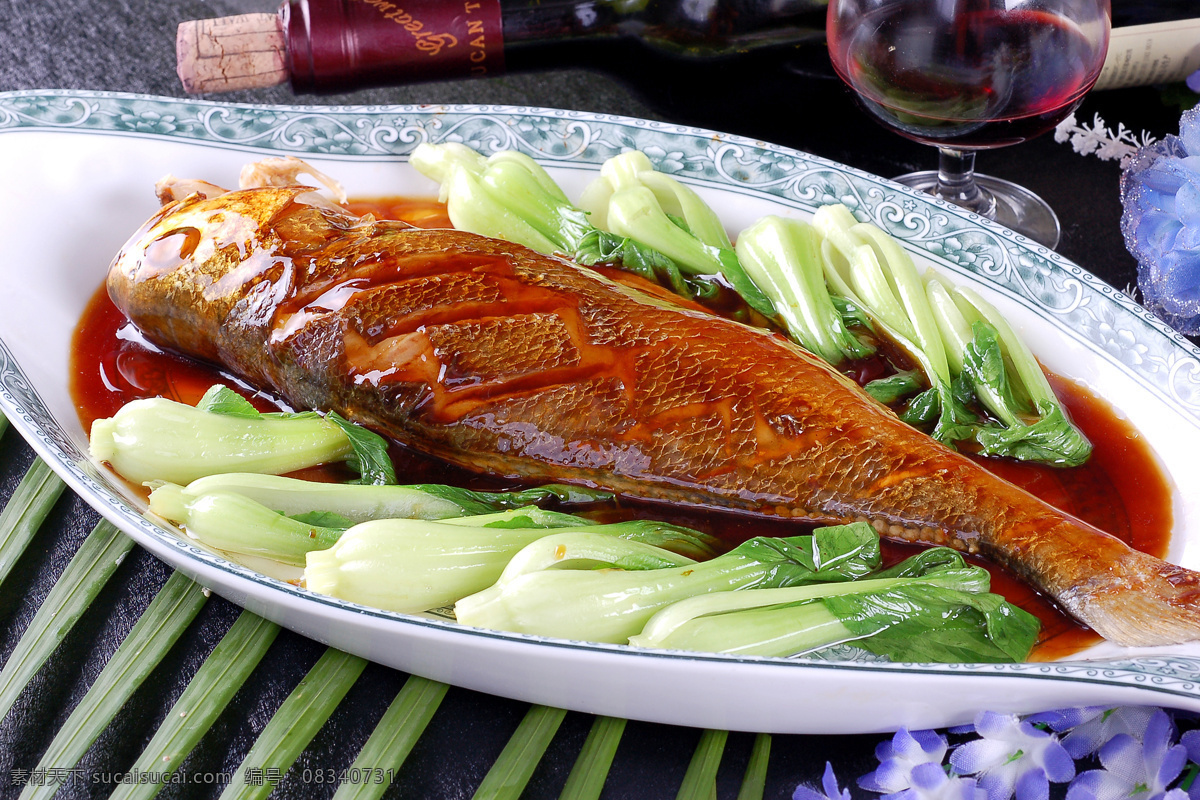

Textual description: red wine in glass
[827,0,1110,247]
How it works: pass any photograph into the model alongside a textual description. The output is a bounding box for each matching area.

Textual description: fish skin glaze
[106,180,1200,648]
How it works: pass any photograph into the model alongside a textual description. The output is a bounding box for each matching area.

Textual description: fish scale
[106,182,1200,648]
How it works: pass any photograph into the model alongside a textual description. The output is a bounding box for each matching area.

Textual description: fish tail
[1059,549,1200,647]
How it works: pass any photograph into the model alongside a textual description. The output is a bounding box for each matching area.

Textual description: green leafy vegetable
[864,370,924,404]
[414,142,773,314]
[811,206,977,447]
[326,411,397,485]
[155,472,610,526]
[577,227,700,300]
[931,279,1092,467]
[582,150,774,316]
[629,545,1037,663]
[90,396,353,484]
[149,484,348,567]
[405,481,614,514]
[195,383,264,417]
[197,385,398,485]
[735,215,873,364]
[305,515,716,614]
[827,583,1038,662]
[974,405,1093,466]
[411,142,593,255]
[454,523,879,643]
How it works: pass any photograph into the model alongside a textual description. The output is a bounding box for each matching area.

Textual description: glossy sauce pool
[74,197,1174,661]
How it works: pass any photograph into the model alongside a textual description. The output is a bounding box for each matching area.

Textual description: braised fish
[106,171,1200,648]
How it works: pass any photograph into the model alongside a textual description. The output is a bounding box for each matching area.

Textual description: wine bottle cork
[176,13,288,93]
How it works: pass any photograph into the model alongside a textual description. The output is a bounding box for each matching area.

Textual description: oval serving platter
[2,91,1200,735]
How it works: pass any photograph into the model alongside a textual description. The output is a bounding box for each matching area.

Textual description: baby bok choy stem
[454,523,880,644]
[630,547,1039,663]
[412,143,773,315]
[812,204,978,446]
[304,515,720,614]
[735,215,874,365]
[410,142,594,256]
[925,273,1091,466]
[89,397,353,486]
[89,385,398,485]
[580,151,775,316]
[151,473,613,525]
[146,474,604,564]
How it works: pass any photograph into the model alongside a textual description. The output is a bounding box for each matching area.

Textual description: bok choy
[89,385,398,485]
[410,143,772,315]
[811,204,978,446]
[807,204,1089,465]
[630,547,1039,662]
[735,215,874,365]
[924,272,1091,466]
[152,472,611,524]
[454,523,880,643]
[146,475,612,567]
[304,514,720,614]
[410,142,594,256]
[578,150,774,316]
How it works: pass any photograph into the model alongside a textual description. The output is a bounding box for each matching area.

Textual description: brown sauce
[74,197,1174,661]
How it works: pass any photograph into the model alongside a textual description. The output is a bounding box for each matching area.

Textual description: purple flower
[950,712,1075,800]
[1065,711,1187,800]
[795,763,853,800]
[860,729,950,794]
[886,763,990,800]
[1181,728,1200,763]
[1120,103,1200,334]
[1032,707,1158,760]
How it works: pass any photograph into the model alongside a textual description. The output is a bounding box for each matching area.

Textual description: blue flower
[860,729,950,794]
[1065,710,1187,800]
[795,763,853,800]
[1120,103,1200,334]
[950,712,1075,800]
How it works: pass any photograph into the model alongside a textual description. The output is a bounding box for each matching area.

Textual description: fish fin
[1065,549,1200,647]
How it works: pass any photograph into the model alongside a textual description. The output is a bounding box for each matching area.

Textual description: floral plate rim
[3,91,1200,728]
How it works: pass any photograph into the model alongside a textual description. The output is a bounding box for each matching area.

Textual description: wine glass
[826,0,1110,248]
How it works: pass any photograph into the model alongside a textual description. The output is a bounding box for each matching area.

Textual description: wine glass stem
[935,148,997,219]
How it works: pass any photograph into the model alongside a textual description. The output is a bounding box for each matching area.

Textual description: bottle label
[1094,20,1200,90]
[342,0,506,80]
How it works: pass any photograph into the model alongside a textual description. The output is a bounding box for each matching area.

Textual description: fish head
[107,185,311,368]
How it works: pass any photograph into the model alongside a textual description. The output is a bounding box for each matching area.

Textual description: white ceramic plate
[3,91,1200,735]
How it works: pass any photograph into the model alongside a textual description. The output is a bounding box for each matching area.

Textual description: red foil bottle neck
[283,0,506,92]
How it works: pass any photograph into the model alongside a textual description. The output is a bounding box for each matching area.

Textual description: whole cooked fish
[106,168,1200,648]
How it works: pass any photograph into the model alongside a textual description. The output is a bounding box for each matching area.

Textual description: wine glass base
[893,170,1062,249]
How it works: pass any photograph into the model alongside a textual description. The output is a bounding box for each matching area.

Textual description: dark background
[1,0,1197,797]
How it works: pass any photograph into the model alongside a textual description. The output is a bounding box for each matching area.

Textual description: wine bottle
[176,0,828,94]
[1094,17,1200,90]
